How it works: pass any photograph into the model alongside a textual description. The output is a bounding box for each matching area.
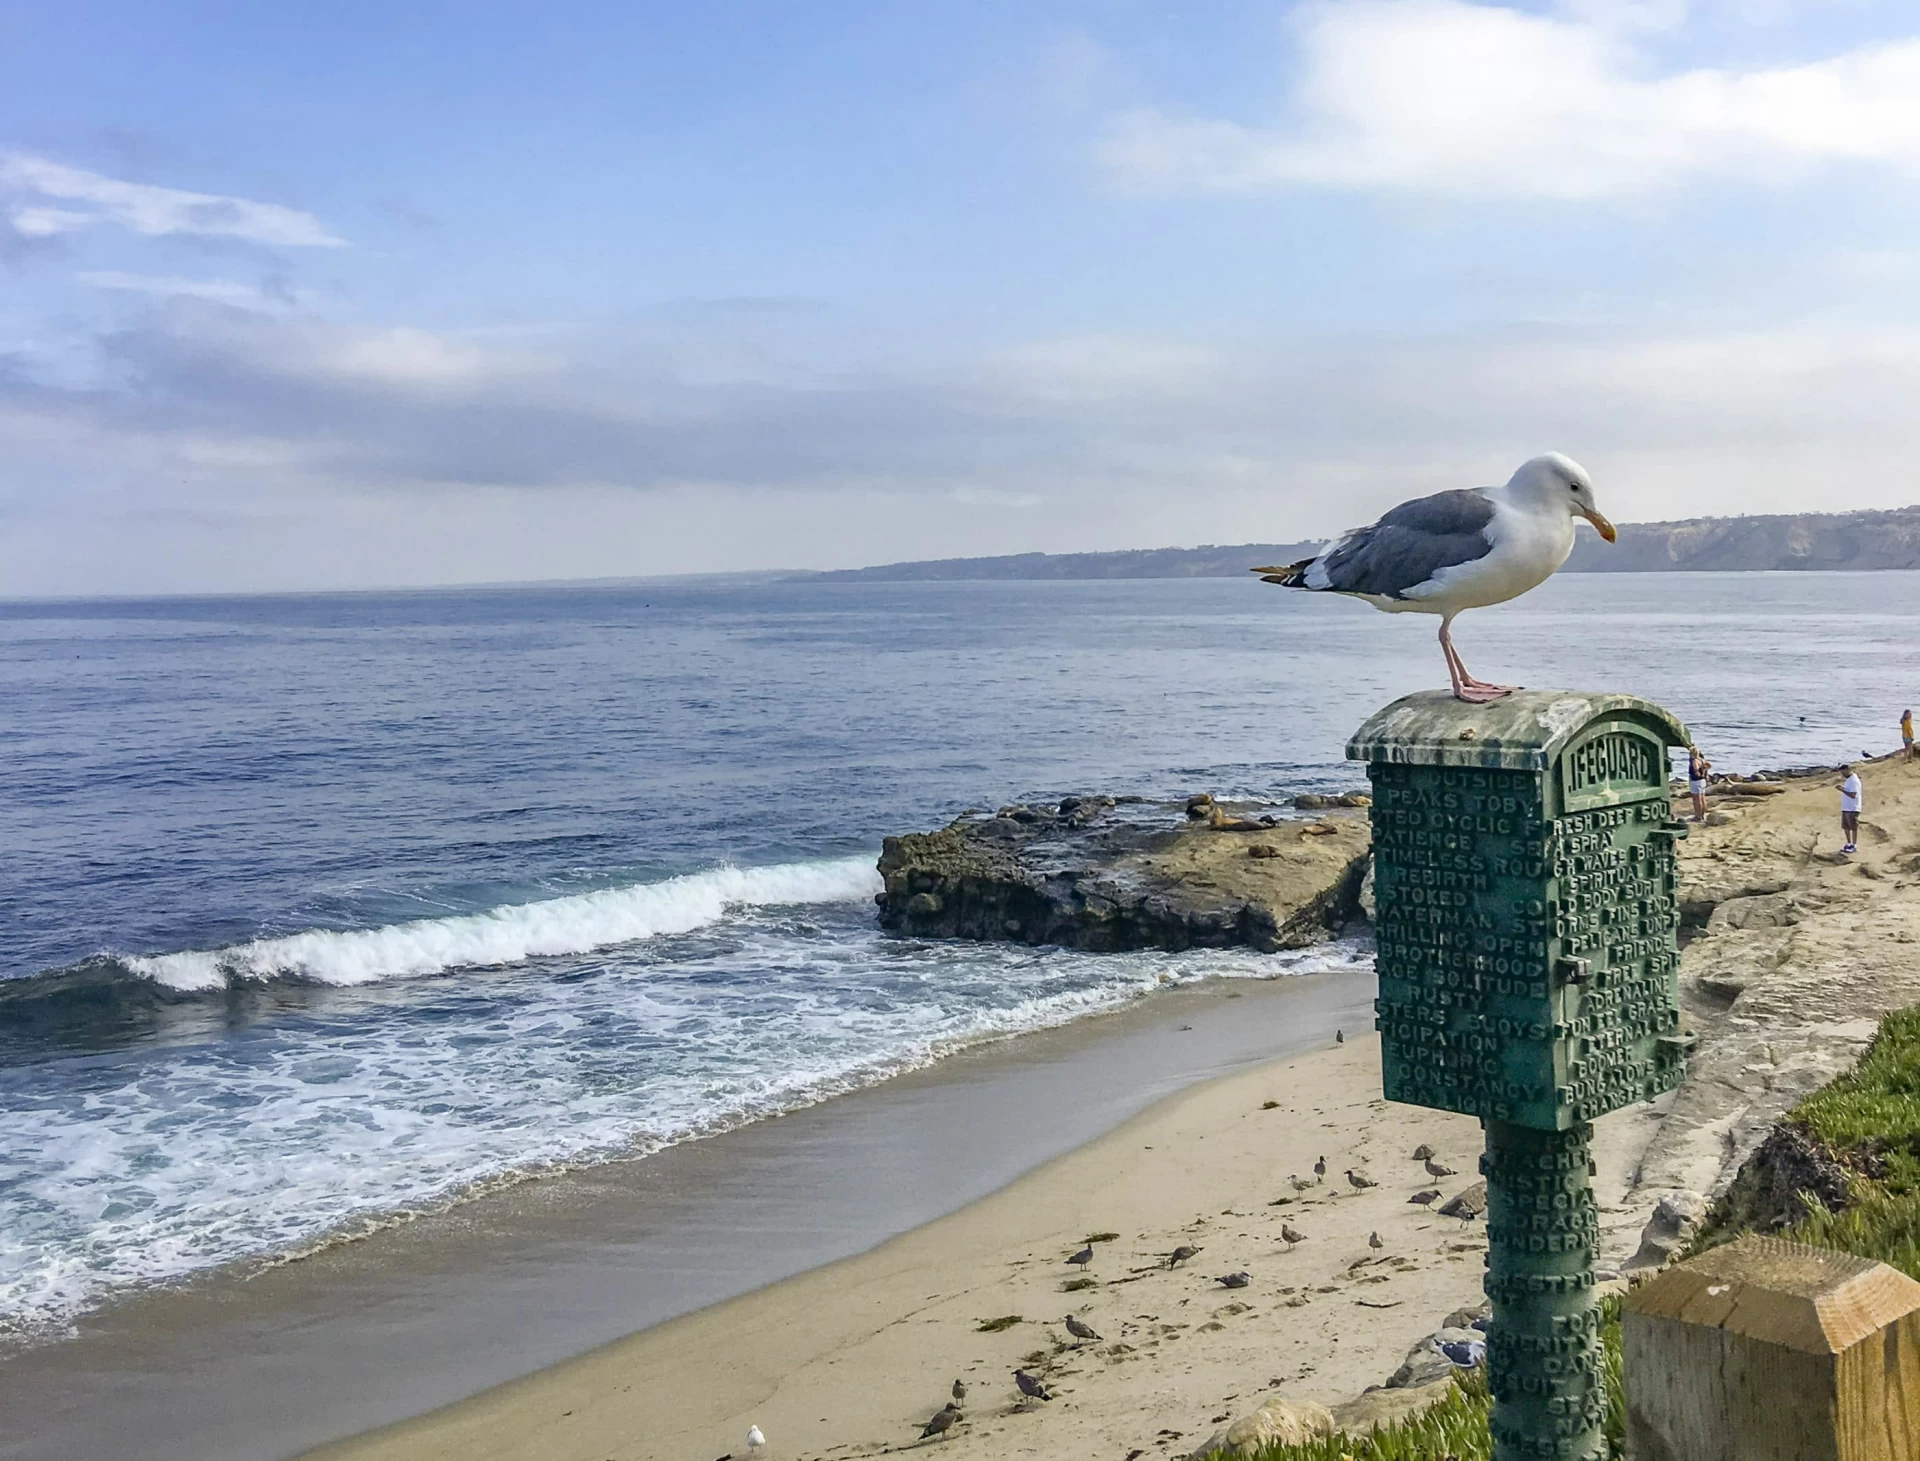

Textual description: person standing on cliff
[1687,746,1711,823]
[1838,765,1863,855]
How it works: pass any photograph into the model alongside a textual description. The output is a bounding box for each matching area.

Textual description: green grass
[1793,1007,1920,1198]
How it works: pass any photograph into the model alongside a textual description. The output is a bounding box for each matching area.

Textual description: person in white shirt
[1838,765,1863,854]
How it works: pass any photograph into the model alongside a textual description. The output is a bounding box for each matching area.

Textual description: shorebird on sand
[747,1424,766,1452]
[1255,453,1616,702]
[1346,1169,1377,1191]
[1289,1174,1314,1192]
[1067,1244,1094,1269]
[952,1379,967,1406]
[1424,1157,1457,1179]
[1215,1271,1252,1289]
[1335,1029,1344,1044]
[921,1404,960,1440]
[1409,1189,1441,1206]
[1014,1369,1052,1403]
[1168,1244,1202,1267]
[1313,1156,1327,1181]
[1064,1314,1101,1342]
[1281,1224,1306,1247]
[1369,1231,1385,1251]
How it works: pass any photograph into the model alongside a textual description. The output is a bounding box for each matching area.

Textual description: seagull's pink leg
[1440,618,1516,703]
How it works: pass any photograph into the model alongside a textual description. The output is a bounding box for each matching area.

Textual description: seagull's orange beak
[1582,508,1617,543]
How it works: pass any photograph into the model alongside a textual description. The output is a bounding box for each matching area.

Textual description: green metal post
[1484,1120,1605,1461]
[1347,690,1694,1461]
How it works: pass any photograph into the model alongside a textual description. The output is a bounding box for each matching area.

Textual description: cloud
[5,297,1920,513]
[9,296,1920,592]
[0,152,344,246]
[1098,0,1920,198]
[77,271,300,310]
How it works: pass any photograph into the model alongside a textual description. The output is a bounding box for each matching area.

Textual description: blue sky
[7,1,1920,593]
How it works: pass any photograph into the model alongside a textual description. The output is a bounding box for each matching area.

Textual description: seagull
[1439,1338,1487,1369]
[1346,1169,1377,1191]
[1064,1314,1102,1342]
[1368,1231,1384,1251]
[1168,1244,1202,1267]
[1215,1271,1252,1289]
[1335,1029,1344,1044]
[1289,1174,1314,1192]
[1313,1156,1327,1180]
[746,1424,766,1452]
[1281,1224,1306,1247]
[921,1404,961,1440]
[1424,1157,1457,1179]
[1014,1369,1052,1403]
[1255,454,1616,703]
[1409,1189,1441,1206]
[952,1379,967,1406]
[1067,1244,1095,1269]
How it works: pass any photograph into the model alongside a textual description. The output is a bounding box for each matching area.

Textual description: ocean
[2,570,1915,1342]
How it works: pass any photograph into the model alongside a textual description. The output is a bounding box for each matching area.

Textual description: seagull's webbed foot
[1451,671,1512,702]
[1454,679,1518,703]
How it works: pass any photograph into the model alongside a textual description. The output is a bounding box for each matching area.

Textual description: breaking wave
[112,857,881,992]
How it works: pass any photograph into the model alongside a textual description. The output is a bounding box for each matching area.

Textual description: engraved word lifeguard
[1566,733,1654,794]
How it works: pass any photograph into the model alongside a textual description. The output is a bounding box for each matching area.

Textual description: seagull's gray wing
[1316,489,1496,598]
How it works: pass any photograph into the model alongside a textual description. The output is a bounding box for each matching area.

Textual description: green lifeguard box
[1348,689,1695,1461]
[1348,689,1692,1130]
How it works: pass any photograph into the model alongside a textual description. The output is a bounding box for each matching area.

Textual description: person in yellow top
[1903,709,1914,761]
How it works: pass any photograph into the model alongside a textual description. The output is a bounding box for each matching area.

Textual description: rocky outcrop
[1189,1396,1336,1456]
[877,797,1370,953]
[1623,755,1920,1218]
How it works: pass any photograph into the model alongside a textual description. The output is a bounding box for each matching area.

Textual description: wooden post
[1623,1235,1920,1460]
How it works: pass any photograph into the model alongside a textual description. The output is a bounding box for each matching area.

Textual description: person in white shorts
[1838,765,1862,854]
[1687,746,1711,823]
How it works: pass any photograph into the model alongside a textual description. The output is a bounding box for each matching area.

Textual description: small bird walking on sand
[746,1424,766,1452]
[1064,1314,1102,1342]
[1281,1224,1306,1247]
[921,1405,960,1440]
[1424,1156,1457,1179]
[1168,1244,1202,1267]
[1313,1156,1327,1180]
[1335,1029,1344,1044]
[1369,1231,1384,1251]
[1067,1244,1094,1269]
[1409,1189,1441,1206]
[1289,1174,1314,1192]
[1346,1169,1377,1190]
[1215,1271,1251,1289]
[951,1379,967,1406]
[1014,1369,1052,1403]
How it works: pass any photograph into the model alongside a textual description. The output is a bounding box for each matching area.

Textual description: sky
[7,0,1920,595]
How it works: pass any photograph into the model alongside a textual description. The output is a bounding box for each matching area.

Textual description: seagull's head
[1511,453,1615,542]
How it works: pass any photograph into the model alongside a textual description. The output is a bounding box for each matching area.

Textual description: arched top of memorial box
[1344,690,1689,772]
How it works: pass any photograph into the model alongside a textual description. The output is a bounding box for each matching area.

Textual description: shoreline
[0,968,1374,1461]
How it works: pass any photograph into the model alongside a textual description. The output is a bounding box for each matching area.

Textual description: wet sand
[0,970,1373,1461]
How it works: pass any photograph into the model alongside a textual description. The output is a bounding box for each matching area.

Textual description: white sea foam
[124,857,882,990]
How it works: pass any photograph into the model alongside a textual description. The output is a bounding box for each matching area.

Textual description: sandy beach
[302,1032,1667,1461]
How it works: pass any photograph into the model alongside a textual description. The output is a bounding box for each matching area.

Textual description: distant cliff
[1563,505,1920,572]
[802,507,1920,582]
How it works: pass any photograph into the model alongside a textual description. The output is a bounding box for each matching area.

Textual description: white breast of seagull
[1381,486,1574,617]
